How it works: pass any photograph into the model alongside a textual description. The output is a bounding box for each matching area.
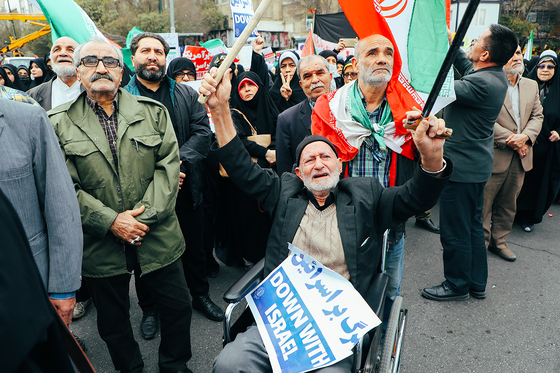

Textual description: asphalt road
[72,202,560,373]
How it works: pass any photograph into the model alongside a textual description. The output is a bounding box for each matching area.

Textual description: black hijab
[16,66,31,90]
[232,71,279,136]
[166,57,197,80]
[0,68,17,89]
[269,51,306,113]
[29,58,55,89]
[528,51,560,136]
[3,64,26,91]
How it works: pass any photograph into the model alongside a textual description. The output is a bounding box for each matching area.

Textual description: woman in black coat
[517,50,560,231]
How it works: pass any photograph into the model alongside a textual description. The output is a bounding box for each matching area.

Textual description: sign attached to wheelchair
[247,244,381,373]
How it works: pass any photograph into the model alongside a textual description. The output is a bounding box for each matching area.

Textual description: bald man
[28,36,83,111]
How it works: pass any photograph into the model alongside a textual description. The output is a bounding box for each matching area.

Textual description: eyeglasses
[80,56,120,68]
[538,64,555,70]
[175,71,196,79]
[343,72,357,78]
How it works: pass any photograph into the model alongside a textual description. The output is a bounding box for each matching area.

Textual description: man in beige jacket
[482,45,543,262]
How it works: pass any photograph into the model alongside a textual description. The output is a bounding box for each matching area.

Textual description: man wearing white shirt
[28,37,82,111]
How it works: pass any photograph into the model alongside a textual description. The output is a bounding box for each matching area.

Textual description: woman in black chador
[517,50,560,232]
[215,71,278,269]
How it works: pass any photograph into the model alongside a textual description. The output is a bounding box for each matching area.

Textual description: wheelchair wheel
[379,296,405,373]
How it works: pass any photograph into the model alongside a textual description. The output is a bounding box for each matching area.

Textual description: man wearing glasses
[49,39,194,373]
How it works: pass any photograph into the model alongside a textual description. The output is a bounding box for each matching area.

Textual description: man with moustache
[422,25,518,301]
[200,64,452,373]
[312,34,418,317]
[481,45,543,262]
[276,55,332,175]
[49,38,193,373]
[28,36,82,111]
[125,33,223,329]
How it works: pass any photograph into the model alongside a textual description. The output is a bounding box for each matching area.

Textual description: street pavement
[72,202,560,373]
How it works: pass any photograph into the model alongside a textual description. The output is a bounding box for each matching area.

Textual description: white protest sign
[230,0,257,39]
[158,33,180,67]
[247,244,381,373]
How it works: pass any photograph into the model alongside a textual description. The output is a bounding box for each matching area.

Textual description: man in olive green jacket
[49,39,192,373]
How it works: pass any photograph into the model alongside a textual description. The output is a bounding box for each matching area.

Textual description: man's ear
[295,167,303,181]
[337,159,342,175]
[131,55,135,68]
[351,57,359,73]
[480,50,490,62]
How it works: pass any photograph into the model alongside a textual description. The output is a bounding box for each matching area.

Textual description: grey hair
[73,37,124,69]
[297,55,330,79]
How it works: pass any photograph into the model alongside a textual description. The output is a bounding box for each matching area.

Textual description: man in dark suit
[27,36,82,111]
[482,46,543,262]
[276,55,332,175]
[200,65,452,373]
[422,24,518,301]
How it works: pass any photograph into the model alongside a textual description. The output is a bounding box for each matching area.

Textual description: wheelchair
[221,231,407,373]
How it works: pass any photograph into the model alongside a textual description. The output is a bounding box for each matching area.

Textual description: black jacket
[215,135,452,302]
[276,99,313,175]
[126,76,211,207]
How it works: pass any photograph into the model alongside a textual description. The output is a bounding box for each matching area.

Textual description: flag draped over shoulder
[312,0,453,162]
[35,0,108,44]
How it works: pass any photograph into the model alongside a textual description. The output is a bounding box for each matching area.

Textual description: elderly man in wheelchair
[200,67,452,373]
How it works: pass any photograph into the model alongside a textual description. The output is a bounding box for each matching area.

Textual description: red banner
[183,46,214,79]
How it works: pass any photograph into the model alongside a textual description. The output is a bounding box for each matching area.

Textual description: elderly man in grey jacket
[0,99,83,326]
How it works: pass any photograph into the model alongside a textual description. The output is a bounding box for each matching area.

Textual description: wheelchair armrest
[223,258,266,304]
[363,273,390,318]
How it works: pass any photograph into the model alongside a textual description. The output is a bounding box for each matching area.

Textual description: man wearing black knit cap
[200,65,453,372]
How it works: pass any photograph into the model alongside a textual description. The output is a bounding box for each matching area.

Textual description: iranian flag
[524,30,534,61]
[312,0,454,163]
[32,0,109,44]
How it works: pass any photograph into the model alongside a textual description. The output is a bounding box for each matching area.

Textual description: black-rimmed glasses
[175,71,196,79]
[80,56,120,68]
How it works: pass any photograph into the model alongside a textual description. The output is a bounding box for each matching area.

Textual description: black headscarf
[16,66,31,90]
[0,68,17,89]
[528,51,560,138]
[28,58,55,89]
[166,57,197,80]
[269,51,306,113]
[232,71,279,136]
[3,64,27,91]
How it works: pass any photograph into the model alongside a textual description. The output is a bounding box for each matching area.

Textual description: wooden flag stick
[198,0,274,104]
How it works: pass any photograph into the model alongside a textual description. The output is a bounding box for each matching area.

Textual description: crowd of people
[2,22,559,373]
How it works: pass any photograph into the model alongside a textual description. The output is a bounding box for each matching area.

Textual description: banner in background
[247,244,380,373]
[183,46,213,79]
[230,0,257,39]
[158,33,180,67]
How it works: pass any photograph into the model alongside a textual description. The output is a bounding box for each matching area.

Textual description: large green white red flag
[32,0,109,44]
[312,0,454,164]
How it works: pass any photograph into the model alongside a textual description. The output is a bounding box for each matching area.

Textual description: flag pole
[404,0,481,139]
[198,0,274,104]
